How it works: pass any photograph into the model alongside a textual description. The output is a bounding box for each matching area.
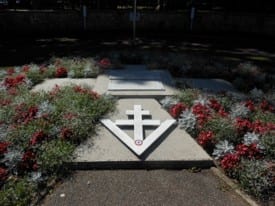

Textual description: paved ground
[40,169,249,206]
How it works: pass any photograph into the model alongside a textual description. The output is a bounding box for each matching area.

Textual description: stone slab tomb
[93,65,177,97]
[72,99,213,169]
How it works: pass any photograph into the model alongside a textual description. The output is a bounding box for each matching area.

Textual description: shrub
[260,133,275,160]
[203,116,239,143]
[26,70,45,85]
[237,159,274,200]
[177,89,200,107]
[0,178,35,206]
[251,110,275,124]
[37,139,75,175]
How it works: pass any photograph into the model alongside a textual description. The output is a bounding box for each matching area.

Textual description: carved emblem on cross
[101,105,176,156]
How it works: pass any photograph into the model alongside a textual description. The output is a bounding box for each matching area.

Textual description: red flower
[73,86,100,99]
[0,99,12,106]
[55,67,67,78]
[60,128,73,140]
[0,167,8,181]
[169,103,186,119]
[74,85,84,93]
[21,150,38,171]
[22,150,36,162]
[3,77,14,88]
[98,58,111,69]
[0,142,10,155]
[50,84,61,96]
[14,104,38,124]
[3,74,26,88]
[32,163,39,171]
[245,100,255,111]
[220,153,240,170]
[7,87,18,96]
[22,65,30,73]
[7,68,15,75]
[236,143,262,159]
[29,130,47,145]
[197,131,214,147]
[252,120,268,134]
[209,99,222,111]
[235,144,249,156]
[260,100,274,112]
[218,108,229,117]
[235,118,252,134]
[192,104,211,127]
[28,106,38,118]
[266,123,275,131]
[39,66,47,74]
[210,100,229,116]
[16,74,25,81]
[89,90,100,99]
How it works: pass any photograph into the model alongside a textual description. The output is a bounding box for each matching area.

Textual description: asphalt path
[41,169,249,206]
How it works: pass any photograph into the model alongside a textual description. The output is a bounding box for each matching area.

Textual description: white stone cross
[115,105,160,145]
[101,105,176,156]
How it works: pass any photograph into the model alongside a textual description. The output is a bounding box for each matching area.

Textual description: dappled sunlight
[101,41,119,46]
[246,56,270,61]
[1,36,275,71]
[36,37,79,43]
[36,38,54,43]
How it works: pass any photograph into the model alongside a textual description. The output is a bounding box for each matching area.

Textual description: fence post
[82,4,87,30]
[133,0,137,41]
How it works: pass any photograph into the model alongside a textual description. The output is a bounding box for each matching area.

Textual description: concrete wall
[0,10,274,36]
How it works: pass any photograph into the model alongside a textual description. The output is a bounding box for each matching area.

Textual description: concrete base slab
[94,65,178,98]
[72,98,213,169]
[32,78,96,92]
[108,79,165,91]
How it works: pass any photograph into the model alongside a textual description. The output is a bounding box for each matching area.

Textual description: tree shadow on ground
[0,34,275,71]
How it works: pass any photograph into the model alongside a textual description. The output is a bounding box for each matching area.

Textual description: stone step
[94,66,178,98]
[71,98,213,169]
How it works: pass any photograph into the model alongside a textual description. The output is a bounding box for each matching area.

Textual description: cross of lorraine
[101,105,176,157]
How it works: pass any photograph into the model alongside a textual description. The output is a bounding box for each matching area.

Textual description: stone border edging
[211,167,259,206]
[69,160,214,170]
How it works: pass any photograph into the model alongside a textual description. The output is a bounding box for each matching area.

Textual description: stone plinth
[72,98,213,169]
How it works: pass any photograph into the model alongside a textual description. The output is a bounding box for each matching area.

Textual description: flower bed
[0,57,107,87]
[161,89,275,201]
[0,55,274,204]
[0,57,115,205]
